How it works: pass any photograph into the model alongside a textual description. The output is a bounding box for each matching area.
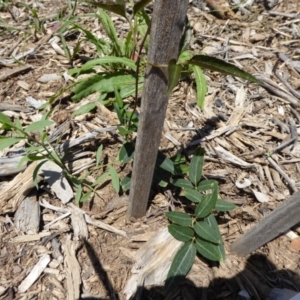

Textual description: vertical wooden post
[127,0,189,218]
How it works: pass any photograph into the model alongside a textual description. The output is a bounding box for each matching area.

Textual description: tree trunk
[127,0,189,218]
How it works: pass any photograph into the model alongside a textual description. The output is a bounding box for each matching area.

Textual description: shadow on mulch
[81,239,300,300]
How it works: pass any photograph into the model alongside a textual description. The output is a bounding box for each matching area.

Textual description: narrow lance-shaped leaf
[96,145,103,166]
[73,103,96,116]
[168,224,194,242]
[80,191,93,203]
[165,242,196,294]
[24,120,54,133]
[92,172,110,187]
[0,111,14,127]
[33,160,48,190]
[189,147,205,186]
[97,8,124,55]
[133,0,152,16]
[167,59,182,95]
[75,184,82,204]
[88,0,127,19]
[166,211,192,227]
[109,166,120,193]
[68,57,137,76]
[192,65,207,110]
[188,55,263,86]
[215,199,237,212]
[0,137,23,151]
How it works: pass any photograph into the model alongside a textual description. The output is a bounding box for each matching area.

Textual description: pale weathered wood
[127,0,189,218]
[230,190,300,257]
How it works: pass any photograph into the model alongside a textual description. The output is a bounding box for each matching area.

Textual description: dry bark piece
[214,146,256,169]
[204,0,236,19]
[230,190,300,257]
[123,228,182,300]
[68,203,89,240]
[0,161,42,214]
[62,235,81,300]
[14,194,40,234]
[0,65,32,81]
[18,254,50,293]
[11,232,51,243]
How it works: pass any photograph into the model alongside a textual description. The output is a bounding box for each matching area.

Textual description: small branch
[267,156,297,192]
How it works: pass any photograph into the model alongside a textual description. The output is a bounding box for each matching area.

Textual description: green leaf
[195,193,216,219]
[75,184,82,204]
[0,137,23,151]
[92,172,110,187]
[72,103,96,116]
[203,215,226,261]
[24,120,54,133]
[97,8,124,55]
[120,175,131,191]
[172,178,193,189]
[204,214,222,241]
[215,199,237,212]
[88,1,127,19]
[109,166,119,193]
[117,126,135,137]
[215,241,226,261]
[168,224,194,242]
[33,160,47,190]
[68,56,137,76]
[80,191,93,203]
[0,111,14,126]
[118,142,135,163]
[195,237,221,261]
[188,55,263,86]
[197,179,217,192]
[14,118,25,137]
[184,188,203,203]
[153,171,169,188]
[167,59,182,95]
[71,73,137,102]
[18,156,30,169]
[114,88,124,108]
[179,18,192,53]
[189,147,204,185]
[60,34,71,62]
[177,50,193,65]
[96,145,103,166]
[194,221,220,244]
[133,0,152,16]
[193,65,207,110]
[165,241,196,294]
[166,211,192,227]
[156,151,175,174]
[27,154,47,161]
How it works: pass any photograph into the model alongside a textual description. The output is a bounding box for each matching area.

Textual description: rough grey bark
[127,0,189,218]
